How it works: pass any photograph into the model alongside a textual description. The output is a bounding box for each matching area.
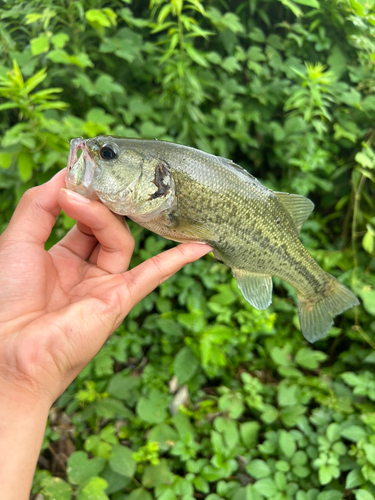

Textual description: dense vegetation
[1,0,375,499]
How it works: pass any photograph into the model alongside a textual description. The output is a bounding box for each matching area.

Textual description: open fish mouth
[65,137,100,199]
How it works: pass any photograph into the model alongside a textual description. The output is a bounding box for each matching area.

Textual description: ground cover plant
[1,0,375,499]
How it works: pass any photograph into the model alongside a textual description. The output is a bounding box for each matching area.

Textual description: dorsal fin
[275,192,314,234]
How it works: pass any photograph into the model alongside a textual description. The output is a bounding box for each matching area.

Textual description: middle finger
[58,189,135,274]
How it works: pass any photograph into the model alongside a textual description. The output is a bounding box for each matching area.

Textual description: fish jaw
[65,138,101,201]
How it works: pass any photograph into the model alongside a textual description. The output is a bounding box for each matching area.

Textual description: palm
[0,171,210,402]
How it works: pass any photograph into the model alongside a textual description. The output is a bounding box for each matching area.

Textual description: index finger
[124,243,212,306]
[3,169,67,246]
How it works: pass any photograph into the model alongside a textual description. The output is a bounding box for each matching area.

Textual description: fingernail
[61,188,90,204]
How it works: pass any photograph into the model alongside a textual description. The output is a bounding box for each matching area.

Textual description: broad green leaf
[355,491,374,500]
[101,466,130,495]
[246,460,272,479]
[214,417,239,449]
[18,152,33,181]
[279,430,296,458]
[31,35,49,55]
[107,373,140,402]
[295,347,327,370]
[127,489,153,500]
[136,389,170,424]
[109,445,136,477]
[341,425,367,442]
[76,477,109,500]
[142,460,172,488]
[294,0,320,7]
[240,421,260,448]
[67,452,106,486]
[174,347,199,384]
[346,468,365,489]
[253,478,278,498]
[41,476,72,500]
[363,230,375,254]
[0,152,12,169]
[52,33,69,48]
[360,289,375,315]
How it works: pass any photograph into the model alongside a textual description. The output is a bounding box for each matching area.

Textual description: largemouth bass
[66,136,359,342]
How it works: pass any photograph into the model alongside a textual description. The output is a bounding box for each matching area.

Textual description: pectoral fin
[170,216,218,242]
[275,192,314,234]
[233,269,273,310]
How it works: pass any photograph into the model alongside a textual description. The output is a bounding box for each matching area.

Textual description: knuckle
[150,253,167,275]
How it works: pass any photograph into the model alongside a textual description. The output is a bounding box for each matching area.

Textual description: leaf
[147,424,178,452]
[359,289,375,315]
[214,417,239,449]
[280,0,304,17]
[246,460,272,479]
[355,491,375,500]
[356,152,374,169]
[76,477,109,500]
[17,151,33,181]
[127,489,153,500]
[253,478,278,498]
[107,373,140,402]
[271,346,292,366]
[67,452,106,486]
[41,476,72,500]
[346,468,365,489]
[0,152,12,169]
[294,0,320,7]
[363,230,375,254]
[95,398,134,419]
[31,35,50,55]
[109,444,136,477]
[317,491,344,500]
[279,430,296,458]
[142,460,172,488]
[240,421,260,448]
[363,444,375,466]
[326,423,340,442]
[341,425,367,442]
[185,44,209,67]
[136,389,170,424]
[295,347,327,369]
[319,465,339,485]
[101,466,130,495]
[174,347,199,384]
[86,9,112,28]
[52,33,69,49]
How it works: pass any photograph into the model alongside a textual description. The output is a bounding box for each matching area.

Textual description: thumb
[3,169,66,246]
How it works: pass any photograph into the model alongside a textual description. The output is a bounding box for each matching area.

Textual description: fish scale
[66,136,359,342]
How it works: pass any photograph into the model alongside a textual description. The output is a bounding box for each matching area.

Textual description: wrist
[0,382,51,500]
[0,376,53,414]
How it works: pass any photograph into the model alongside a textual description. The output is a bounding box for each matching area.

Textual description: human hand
[0,169,211,407]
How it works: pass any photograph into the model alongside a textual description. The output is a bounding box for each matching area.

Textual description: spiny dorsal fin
[275,192,314,234]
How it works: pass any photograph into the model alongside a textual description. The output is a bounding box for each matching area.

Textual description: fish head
[65,136,175,220]
[66,136,145,214]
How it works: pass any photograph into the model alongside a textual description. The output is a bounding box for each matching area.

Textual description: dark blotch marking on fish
[150,159,170,200]
[276,217,281,224]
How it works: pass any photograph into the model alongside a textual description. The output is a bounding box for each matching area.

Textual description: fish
[66,135,359,342]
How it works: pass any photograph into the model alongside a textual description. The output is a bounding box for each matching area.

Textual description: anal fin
[233,269,273,310]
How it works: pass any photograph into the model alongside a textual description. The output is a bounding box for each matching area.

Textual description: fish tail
[297,274,359,343]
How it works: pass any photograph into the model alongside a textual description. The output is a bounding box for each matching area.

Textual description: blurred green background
[1,0,375,499]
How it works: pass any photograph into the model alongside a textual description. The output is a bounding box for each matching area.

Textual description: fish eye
[100,144,118,160]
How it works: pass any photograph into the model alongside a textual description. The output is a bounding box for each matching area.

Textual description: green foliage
[1,0,375,499]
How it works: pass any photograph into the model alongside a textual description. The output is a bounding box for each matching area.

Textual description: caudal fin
[298,275,359,343]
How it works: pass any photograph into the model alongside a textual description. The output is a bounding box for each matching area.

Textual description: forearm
[0,386,50,500]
